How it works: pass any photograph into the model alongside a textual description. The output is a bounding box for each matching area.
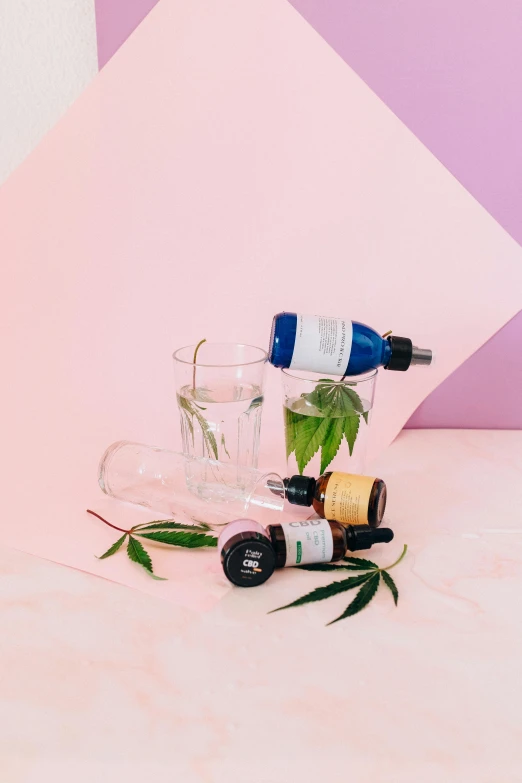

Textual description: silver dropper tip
[411,347,433,366]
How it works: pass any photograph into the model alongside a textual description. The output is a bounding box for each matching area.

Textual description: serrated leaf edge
[326,572,381,625]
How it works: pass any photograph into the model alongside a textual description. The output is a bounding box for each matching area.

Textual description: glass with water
[173,342,266,473]
[281,367,377,477]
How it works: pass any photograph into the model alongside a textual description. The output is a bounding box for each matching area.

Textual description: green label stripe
[296,541,302,564]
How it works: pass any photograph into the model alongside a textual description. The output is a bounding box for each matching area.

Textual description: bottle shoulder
[269,312,297,367]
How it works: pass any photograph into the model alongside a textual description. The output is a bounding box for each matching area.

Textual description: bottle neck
[381,338,393,368]
[283,475,316,506]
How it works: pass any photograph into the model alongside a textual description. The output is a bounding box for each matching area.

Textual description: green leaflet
[177,394,219,460]
[133,520,211,533]
[186,519,213,531]
[269,572,372,613]
[294,415,331,475]
[381,570,399,605]
[271,545,407,625]
[284,407,301,459]
[344,414,360,456]
[295,563,346,572]
[220,434,231,459]
[137,530,218,548]
[179,406,194,442]
[319,417,344,474]
[284,382,368,474]
[327,573,380,625]
[97,533,127,560]
[297,562,376,573]
[127,535,166,580]
[342,555,379,569]
[341,386,365,414]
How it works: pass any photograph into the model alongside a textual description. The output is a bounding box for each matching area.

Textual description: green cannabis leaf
[270,545,407,625]
[343,555,379,569]
[327,573,380,625]
[293,562,374,573]
[192,338,207,391]
[88,509,217,580]
[134,520,212,533]
[178,337,235,461]
[137,530,218,548]
[319,418,344,474]
[127,534,166,580]
[220,433,231,459]
[177,394,219,460]
[97,533,127,560]
[284,381,369,474]
[381,570,399,605]
[269,572,372,613]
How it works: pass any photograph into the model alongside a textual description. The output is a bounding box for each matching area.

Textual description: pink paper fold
[1,0,521,608]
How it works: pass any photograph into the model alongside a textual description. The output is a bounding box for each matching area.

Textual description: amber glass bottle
[268,519,393,568]
[284,472,387,528]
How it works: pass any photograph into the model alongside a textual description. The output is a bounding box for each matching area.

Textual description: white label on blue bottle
[289,314,353,375]
[282,519,334,566]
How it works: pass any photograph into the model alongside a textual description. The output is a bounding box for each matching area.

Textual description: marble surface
[1,430,521,782]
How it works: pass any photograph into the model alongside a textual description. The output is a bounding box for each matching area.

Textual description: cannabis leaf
[294,562,375,573]
[97,533,127,560]
[319,417,344,474]
[137,530,218,548]
[88,509,217,580]
[285,381,369,474]
[343,555,379,569]
[344,414,360,456]
[381,570,398,605]
[134,520,212,532]
[293,416,331,475]
[270,545,407,624]
[176,337,221,460]
[127,535,166,580]
[327,573,380,625]
[220,434,231,459]
[177,394,219,460]
[269,572,372,613]
[284,407,301,459]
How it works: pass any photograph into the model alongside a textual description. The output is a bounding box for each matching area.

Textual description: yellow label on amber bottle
[323,472,375,526]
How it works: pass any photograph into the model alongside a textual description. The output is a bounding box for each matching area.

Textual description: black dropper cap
[284,475,316,507]
[385,336,433,372]
[344,525,394,551]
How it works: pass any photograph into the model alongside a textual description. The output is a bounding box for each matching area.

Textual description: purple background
[95,0,158,70]
[94,0,521,429]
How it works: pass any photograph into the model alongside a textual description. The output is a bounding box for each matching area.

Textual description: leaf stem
[86,509,131,534]
[192,338,207,392]
[381,544,408,572]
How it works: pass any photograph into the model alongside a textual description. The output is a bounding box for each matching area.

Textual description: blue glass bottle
[269,312,432,375]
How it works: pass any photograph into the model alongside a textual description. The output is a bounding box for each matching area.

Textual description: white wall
[0,0,98,184]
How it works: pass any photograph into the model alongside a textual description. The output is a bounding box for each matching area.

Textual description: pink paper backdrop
[2,0,522,609]
[94,0,522,429]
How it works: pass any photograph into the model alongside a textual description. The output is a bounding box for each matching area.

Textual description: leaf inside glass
[284,380,369,474]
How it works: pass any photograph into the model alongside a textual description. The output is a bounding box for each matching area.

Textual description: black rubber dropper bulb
[344,525,394,551]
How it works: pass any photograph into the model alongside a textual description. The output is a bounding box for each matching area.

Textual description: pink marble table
[1,430,521,782]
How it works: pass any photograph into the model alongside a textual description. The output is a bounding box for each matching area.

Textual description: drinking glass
[173,342,267,469]
[281,368,377,477]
